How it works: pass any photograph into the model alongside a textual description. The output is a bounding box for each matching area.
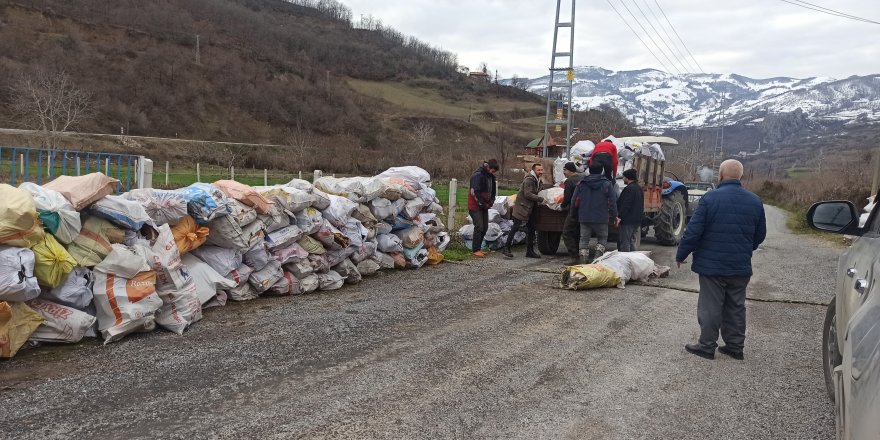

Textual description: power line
[778,0,880,25]
[617,0,683,74]
[653,0,705,73]
[639,0,697,73]
[604,0,676,74]
[631,0,691,73]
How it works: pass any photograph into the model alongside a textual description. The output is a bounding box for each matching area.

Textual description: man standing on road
[468,159,499,258]
[503,163,545,258]
[560,162,584,264]
[676,159,766,360]
[572,162,618,264]
[616,169,644,252]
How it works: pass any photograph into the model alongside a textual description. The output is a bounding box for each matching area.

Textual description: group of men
[467,153,767,361]
[466,141,643,264]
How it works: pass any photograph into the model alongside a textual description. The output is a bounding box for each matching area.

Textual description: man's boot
[502,246,513,258]
[525,231,540,258]
[591,244,606,263]
[578,249,590,264]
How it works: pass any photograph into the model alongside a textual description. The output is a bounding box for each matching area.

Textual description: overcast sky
[341,0,879,80]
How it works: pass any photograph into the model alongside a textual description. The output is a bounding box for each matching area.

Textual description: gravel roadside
[0,205,838,439]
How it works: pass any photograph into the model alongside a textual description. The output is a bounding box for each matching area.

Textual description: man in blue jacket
[676,159,766,360]
[572,162,618,264]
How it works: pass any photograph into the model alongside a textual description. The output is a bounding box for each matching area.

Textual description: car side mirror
[807,201,861,234]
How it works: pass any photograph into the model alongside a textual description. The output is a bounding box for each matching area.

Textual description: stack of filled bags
[0,166,448,356]
[457,195,525,251]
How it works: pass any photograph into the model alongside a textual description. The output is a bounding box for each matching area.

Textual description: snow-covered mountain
[520,66,880,130]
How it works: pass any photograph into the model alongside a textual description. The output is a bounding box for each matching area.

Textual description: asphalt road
[0,205,840,439]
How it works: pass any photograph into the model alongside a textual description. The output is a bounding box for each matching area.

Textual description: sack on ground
[122,188,189,226]
[317,270,345,290]
[405,248,429,268]
[213,180,274,214]
[0,183,45,248]
[0,301,44,358]
[26,298,96,343]
[394,227,424,249]
[370,198,396,221]
[356,259,381,276]
[0,246,40,302]
[92,244,162,344]
[138,224,203,334]
[31,234,77,288]
[308,254,330,274]
[39,266,94,309]
[257,204,291,233]
[89,195,155,231]
[322,194,358,228]
[272,241,309,265]
[170,215,209,254]
[349,241,377,264]
[457,224,474,241]
[19,182,81,244]
[560,264,621,290]
[332,258,361,284]
[248,259,283,293]
[352,204,378,228]
[178,183,232,224]
[266,271,302,296]
[181,253,236,304]
[297,235,326,255]
[294,207,323,235]
[43,173,119,211]
[225,264,254,288]
[205,214,262,250]
[191,245,243,277]
[484,223,503,242]
[265,225,304,250]
[226,281,259,302]
[257,186,314,212]
[377,233,404,253]
[300,274,320,293]
[310,188,331,210]
[284,260,314,279]
[67,216,125,267]
[371,251,396,269]
[243,242,270,271]
[427,247,444,265]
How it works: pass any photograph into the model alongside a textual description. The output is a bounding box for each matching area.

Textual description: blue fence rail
[0,146,141,192]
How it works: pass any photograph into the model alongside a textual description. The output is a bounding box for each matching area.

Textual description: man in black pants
[467,159,498,257]
[503,163,545,258]
[560,162,584,263]
[616,169,644,252]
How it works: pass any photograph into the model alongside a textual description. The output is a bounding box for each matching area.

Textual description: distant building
[468,71,491,80]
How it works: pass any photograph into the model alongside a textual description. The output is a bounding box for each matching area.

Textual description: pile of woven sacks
[457,195,527,251]
[0,166,448,356]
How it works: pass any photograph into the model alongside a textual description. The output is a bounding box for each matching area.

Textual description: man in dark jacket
[572,162,618,263]
[467,159,499,258]
[676,159,766,360]
[503,163,545,258]
[560,162,584,263]
[616,169,644,252]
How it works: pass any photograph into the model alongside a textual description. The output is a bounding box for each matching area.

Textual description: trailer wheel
[655,191,686,246]
[538,231,562,255]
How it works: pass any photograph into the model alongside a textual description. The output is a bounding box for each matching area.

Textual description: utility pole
[195,34,201,65]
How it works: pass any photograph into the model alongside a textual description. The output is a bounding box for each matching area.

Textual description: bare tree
[510,74,529,90]
[11,68,93,149]
[285,118,314,170]
[406,121,435,159]
[478,61,489,75]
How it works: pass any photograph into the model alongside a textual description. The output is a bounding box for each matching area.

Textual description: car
[684,181,714,220]
[807,199,880,439]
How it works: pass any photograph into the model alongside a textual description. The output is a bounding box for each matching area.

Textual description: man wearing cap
[560,162,584,263]
[467,159,499,258]
[676,159,766,360]
[616,168,644,252]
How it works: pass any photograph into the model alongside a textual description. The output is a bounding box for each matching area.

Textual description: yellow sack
[0,184,45,248]
[31,234,77,287]
[0,301,44,358]
[426,247,444,265]
[67,216,125,267]
[560,264,621,290]
[171,215,209,254]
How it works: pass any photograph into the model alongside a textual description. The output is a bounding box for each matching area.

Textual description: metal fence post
[138,157,153,189]
[231,166,235,180]
[105,157,110,176]
[196,163,201,182]
[165,161,169,186]
[448,178,457,231]
[76,155,81,176]
[264,169,268,186]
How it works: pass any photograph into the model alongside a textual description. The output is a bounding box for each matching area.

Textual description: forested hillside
[0,0,546,177]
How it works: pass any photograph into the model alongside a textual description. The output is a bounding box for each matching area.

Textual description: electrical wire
[653,0,705,73]
[778,0,880,25]
[639,0,697,73]
[617,0,683,74]
[604,0,676,74]
[631,0,692,73]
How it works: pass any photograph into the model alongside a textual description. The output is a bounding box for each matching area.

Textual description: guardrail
[0,146,143,192]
